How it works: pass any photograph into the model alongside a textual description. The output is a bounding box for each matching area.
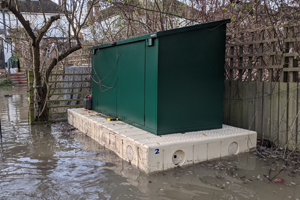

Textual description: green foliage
[248,4,253,10]
[12,54,19,61]
[231,15,235,21]
[0,77,14,87]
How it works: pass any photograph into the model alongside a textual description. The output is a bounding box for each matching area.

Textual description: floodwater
[1,87,300,200]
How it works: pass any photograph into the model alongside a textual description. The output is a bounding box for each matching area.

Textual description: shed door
[117,41,145,125]
[92,46,119,117]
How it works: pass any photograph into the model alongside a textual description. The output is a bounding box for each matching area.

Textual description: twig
[268,167,285,183]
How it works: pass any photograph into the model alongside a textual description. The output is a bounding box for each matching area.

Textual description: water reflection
[0,87,300,200]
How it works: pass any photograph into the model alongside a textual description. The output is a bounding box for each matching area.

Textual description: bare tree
[0,0,95,121]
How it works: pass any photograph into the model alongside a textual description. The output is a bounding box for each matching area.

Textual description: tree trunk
[37,85,48,121]
[1,0,84,123]
[32,45,48,121]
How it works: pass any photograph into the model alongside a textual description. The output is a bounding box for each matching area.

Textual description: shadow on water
[1,87,300,200]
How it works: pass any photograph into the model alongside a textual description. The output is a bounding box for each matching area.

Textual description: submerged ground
[0,87,300,200]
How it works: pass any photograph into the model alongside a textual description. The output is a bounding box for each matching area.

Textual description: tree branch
[45,44,82,83]
[0,0,35,40]
[110,1,200,23]
[39,0,47,22]
[36,15,60,44]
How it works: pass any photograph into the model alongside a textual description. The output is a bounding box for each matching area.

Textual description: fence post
[258,30,264,81]
[248,32,254,81]
[28,71,35,124]
[238,33,244,81]
[0,119,2,138]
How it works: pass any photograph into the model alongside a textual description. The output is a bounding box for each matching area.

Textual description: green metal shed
[91,19,230,135]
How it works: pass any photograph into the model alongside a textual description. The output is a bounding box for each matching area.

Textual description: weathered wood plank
[255,81,263,138]
[257,30,264,81]
[270,82,279,145]
[226,23,300,35]
[225,65,282,70]
[47,99,83,102]
[223,80,230,124]
[230,81,240,127]
[297,83,300,149]
[238,33,244,81]
[226,35,300,45]
[287,83,298,150]
[50,74,90,76]
[226,52,282,58]
[235,81,243,128]
[269,30,275,82]
[48,104,83,109]
[229,81,237,126]
[247,81,256,130]
[226,38,279,46]
[49,112,67,115]
[262,82,271,140]
[48,119,68,123]
[51,91,91,96]
[229,46,234,80]
[283,68,300,72]
[48,80,92,83]
[283,52,299,57]
[49,87,92,90]
[241,82,249,129]
[28,71,35,124]
[278,83,288,147]
[248,33,254,81]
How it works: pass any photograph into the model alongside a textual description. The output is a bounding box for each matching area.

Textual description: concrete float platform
[68,108,257,174]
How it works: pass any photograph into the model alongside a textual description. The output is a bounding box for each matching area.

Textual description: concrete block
[68,108,257,174]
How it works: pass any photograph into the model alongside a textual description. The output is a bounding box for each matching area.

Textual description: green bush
[0,77,14,86]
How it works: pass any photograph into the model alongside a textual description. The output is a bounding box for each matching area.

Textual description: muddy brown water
[0,87,300,200]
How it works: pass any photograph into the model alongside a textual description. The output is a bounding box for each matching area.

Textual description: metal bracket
[92,48,98,55]
[148,38,154,47]
[110,42,117,46]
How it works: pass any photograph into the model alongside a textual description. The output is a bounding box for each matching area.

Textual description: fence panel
[48,71,92,122]
[28,70,92,124]
[224,24,300,150]
[224,81,300,149]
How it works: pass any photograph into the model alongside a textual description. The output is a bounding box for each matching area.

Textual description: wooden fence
[224,24,300,149]
[224,81,300,149]
[28,69,92,124]
[58,55,89,67]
